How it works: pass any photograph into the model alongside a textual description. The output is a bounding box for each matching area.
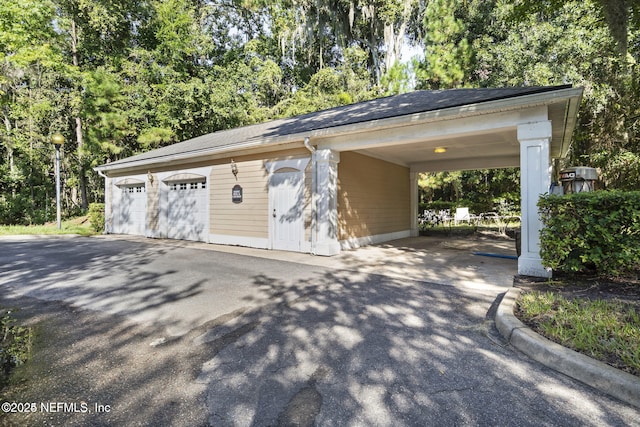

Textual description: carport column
[315,149,341,256]
[517,121,553,278]
[410,172,419,237]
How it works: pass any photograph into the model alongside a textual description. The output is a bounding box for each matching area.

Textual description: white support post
[315,149,341,256]
[410,172,419,237]
[518,121,553,278]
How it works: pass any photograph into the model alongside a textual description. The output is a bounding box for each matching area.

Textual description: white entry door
[269,171,304,251]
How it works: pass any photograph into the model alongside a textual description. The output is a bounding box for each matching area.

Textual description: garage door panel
[114,185,146,235]
[166,181,208,241]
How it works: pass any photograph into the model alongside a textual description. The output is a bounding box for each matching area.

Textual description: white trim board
[265,157,310,173]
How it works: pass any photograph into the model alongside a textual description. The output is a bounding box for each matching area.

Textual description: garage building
[95,86,583,278]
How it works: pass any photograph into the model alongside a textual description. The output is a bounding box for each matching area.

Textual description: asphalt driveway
[1,236,639,426]
[1,235,331,336]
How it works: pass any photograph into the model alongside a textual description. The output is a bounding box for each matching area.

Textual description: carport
[302,86,582,277]
[96,85,583,278]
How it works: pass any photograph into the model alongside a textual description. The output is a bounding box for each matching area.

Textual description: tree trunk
[598,0,629,57]
[3,113,13,175]
[71,18,88,210]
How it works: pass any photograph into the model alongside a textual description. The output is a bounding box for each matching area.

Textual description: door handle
[273,209,276,218]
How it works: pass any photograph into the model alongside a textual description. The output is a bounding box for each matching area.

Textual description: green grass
[0,216,96,237]
[517,292,640,376]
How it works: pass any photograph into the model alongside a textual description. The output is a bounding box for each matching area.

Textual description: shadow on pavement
[198,270,639,426]
[0,293,212,426]
[0,238,209,334]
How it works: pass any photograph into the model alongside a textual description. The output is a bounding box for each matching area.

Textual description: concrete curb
[496,287,640,409]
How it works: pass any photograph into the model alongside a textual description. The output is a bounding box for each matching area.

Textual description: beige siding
[211,160,269,237]
[105,147,312,246]
[338,152,410,240]
[210,148,311,239]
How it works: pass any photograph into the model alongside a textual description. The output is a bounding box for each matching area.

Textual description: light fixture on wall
[147,171,154,185]
[434,147,447,154]
[230,159,238,179]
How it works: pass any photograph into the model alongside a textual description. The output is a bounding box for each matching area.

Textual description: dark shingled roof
[100,85,572,168]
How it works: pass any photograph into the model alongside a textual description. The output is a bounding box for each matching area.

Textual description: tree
[264,0,421,87]
[419,169,520,214]
[274,59,376,118]
[474,0,639,189]
[2,0,637,225]
[512,0,639,58]
[0,0,71,223]
[417,0,472,89]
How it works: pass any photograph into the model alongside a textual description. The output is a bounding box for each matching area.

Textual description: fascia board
[94,137,304,174]
[557,87,584,158]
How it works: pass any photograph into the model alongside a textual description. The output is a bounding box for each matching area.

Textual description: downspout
[304,137,317,255]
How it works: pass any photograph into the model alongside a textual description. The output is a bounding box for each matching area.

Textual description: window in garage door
[113,183,146,235]
[166,179,208,241]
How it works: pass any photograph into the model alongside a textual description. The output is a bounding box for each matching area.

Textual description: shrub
[0,194,47,226]
[0,310,32,387]
[420,201,455,213]
[538,190,640,277]
[88,203,105,233]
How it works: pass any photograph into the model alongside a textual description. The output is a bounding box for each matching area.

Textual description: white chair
[454,207,470,225]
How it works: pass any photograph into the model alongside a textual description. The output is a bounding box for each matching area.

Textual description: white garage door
[166,181,208,241]
[114,184,146,235]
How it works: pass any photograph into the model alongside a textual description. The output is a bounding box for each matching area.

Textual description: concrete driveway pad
[1,235,639,426]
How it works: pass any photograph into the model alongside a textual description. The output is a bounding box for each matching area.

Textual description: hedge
[538,190,640,277]
[88,203,105,233]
